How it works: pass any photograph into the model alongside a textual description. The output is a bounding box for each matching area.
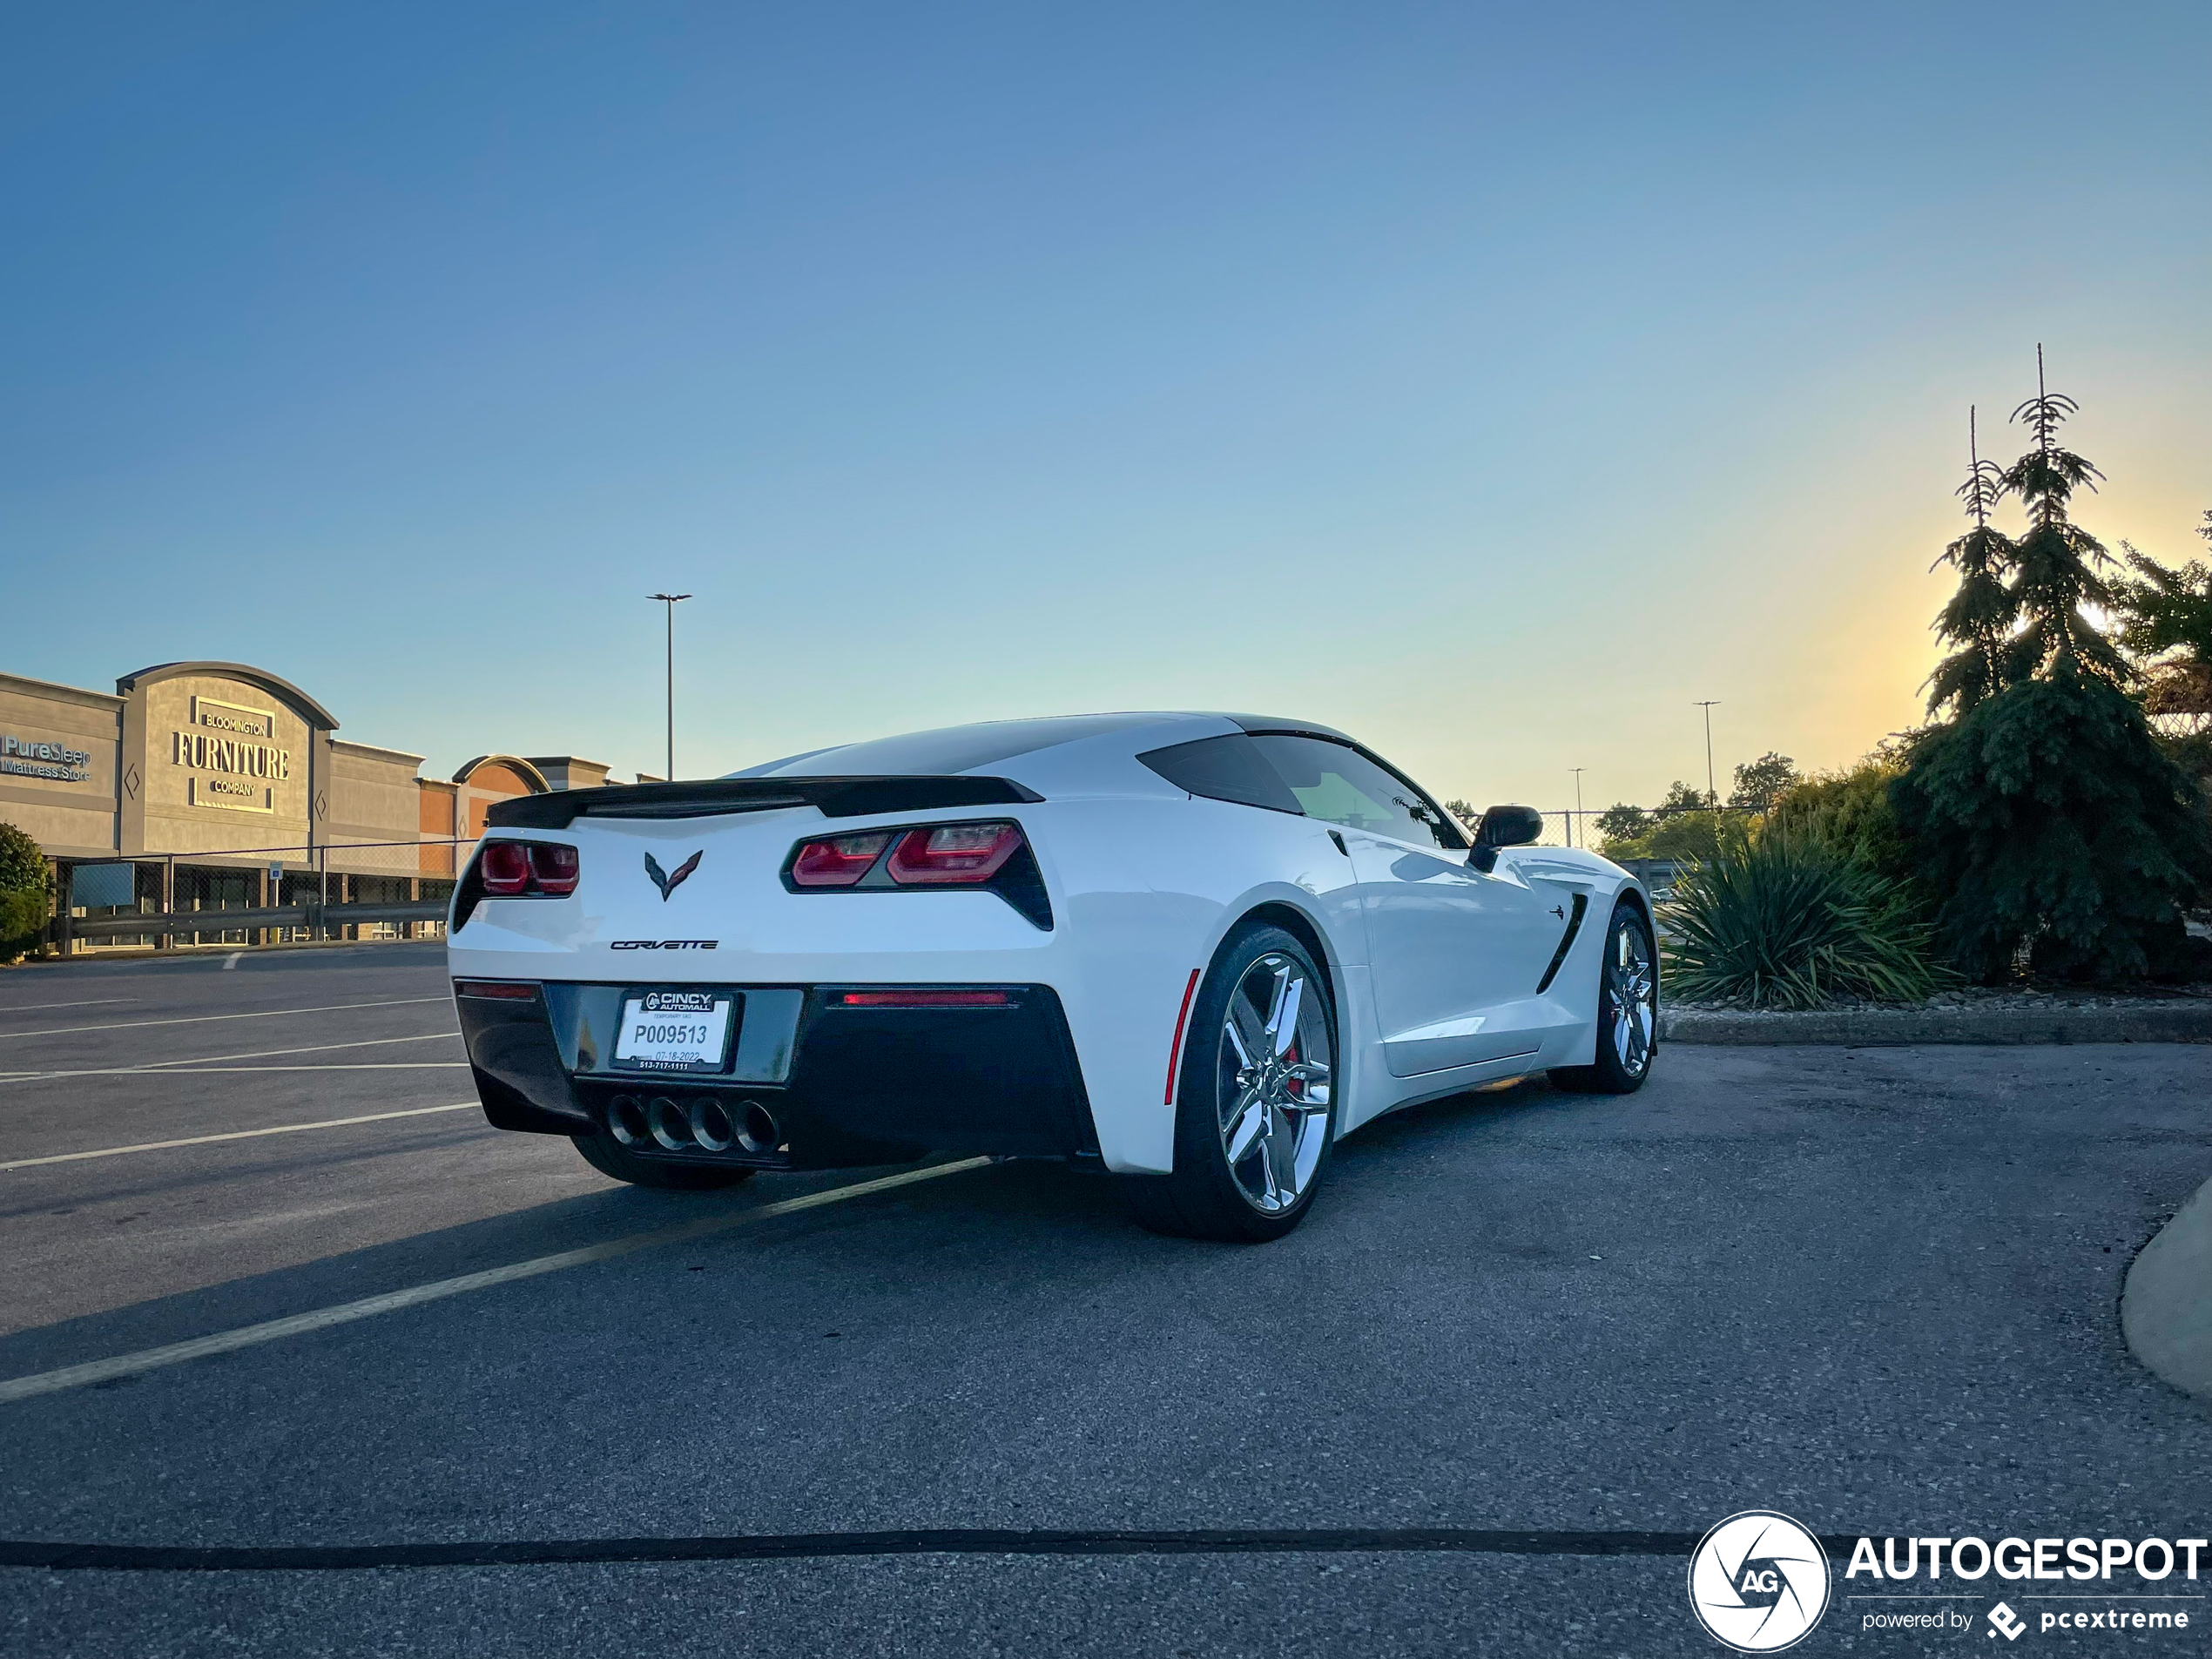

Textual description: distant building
[0,659,606,951]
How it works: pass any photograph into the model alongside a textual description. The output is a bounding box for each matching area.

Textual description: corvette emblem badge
[644,850,703,901]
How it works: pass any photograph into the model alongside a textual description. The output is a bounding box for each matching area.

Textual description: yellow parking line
[0,1159,996,1404]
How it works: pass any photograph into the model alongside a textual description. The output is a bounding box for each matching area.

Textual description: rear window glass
[735,714,1167,779]
[1137,734,1304,814]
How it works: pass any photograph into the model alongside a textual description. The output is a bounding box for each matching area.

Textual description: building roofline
[115,662,341,729]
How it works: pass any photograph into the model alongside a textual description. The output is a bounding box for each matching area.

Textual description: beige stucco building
[0,660,610,949]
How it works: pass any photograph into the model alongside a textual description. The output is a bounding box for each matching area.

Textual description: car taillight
[475,840,578,898]
[887,822,1023,886]
[790,831,893,887]
[479,841,532,895]
[529,843,579,896]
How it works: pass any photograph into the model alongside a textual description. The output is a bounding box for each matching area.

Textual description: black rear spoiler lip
[484,775,1045,831]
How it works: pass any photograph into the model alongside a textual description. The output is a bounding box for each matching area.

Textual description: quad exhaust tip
[608,1093,778,1157]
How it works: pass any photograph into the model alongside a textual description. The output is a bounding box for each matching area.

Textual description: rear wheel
[1123,924,1338,1243]
[1548,898,1657,1095]
[570,1130,756,1190]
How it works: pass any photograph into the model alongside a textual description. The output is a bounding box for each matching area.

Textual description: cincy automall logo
[1689,1512,1831,1652]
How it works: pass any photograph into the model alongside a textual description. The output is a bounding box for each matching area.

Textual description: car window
[1250,735,1460,850]
[1136,734,1304,814]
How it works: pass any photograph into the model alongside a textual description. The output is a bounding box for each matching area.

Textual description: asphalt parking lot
[2,944,2209,1657]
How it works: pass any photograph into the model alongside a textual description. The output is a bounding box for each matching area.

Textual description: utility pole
[1570,767,1584,848]
[649,593,691,780]
[1693,701,1721,805]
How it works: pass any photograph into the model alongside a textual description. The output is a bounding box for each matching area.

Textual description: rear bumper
[455,980,1100,1170]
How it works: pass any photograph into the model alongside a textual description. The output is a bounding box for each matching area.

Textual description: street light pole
[1694,701,1721,805]
[1570,768,1584,848]
[649,593,691,780]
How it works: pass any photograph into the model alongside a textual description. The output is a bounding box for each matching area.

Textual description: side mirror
[1469,804,1544,871]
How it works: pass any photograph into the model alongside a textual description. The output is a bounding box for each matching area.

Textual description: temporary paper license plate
[613,990,737,1074]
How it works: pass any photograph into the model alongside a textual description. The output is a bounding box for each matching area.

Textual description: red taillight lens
[454,980,539,1000]
[790,831,893,887]
[839,990,1010,1008]
[476,840,577,897]
[529,843,580,896]
[886,822,1023,886]
[479,841,532,895]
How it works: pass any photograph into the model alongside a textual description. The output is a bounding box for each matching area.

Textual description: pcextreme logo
[1688,1512,1831,1652]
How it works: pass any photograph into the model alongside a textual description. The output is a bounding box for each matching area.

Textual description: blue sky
[3,2,2206,813]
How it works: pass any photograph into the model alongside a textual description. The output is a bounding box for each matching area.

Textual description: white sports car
[448,713,1656,1241]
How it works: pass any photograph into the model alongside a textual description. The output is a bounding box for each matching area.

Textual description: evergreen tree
[1999,347,2129,688]
[1896,354,2212,981]
[1924,407,2017,716]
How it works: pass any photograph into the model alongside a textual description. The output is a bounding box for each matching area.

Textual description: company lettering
[172,731,291,780]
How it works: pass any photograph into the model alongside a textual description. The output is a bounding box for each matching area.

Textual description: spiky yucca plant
[1661,833,1952,1009]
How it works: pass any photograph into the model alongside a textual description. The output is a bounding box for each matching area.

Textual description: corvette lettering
[610,940,718,950]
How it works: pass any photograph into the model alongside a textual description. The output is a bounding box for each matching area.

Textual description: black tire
[1122,923,1339,1243]
[570,1130,757,1190]
[1548,898,1657,1095]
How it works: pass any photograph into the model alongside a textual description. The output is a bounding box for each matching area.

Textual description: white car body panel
[446,712,1647,1176]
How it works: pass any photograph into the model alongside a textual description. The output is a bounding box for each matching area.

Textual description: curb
[2122,1174,2212,1406]
[1660,1002,2212,1046]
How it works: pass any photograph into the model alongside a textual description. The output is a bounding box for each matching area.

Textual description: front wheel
[1122,924,1338,1243]
[1548,898,1657,1095]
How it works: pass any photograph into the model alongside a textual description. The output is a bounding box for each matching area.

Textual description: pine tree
[1895,354,2212,981]
[1924,407,2017,716]
[1999,347,2130,688]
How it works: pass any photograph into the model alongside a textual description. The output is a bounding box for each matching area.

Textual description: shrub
[0,821,50,961]
[1892,678,2212,981]
[1769,754,1925,895]
[1662,833,1953,1009]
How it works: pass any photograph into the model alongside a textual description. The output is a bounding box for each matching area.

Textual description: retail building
[0,660,611,949]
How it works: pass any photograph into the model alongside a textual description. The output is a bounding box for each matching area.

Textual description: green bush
[1662,833,1953,1009]
[1893,678,2212,981]
[0,820,50,961]
[1769,755,1925,894]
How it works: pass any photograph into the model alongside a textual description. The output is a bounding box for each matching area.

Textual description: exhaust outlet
[647,1096,692,1151]
[607,1096,648,1146]
[687,1097,736,1152]
[737,1101,780,1155]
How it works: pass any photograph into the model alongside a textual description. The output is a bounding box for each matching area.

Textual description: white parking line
[0,998,137,1015]
[0,1103,482,1171]
[0,1031,462,1082]
[0,1158,996,1402]
[4,996,449,1041]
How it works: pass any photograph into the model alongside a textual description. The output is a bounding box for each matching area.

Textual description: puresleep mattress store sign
[1687,1511,2207,1652]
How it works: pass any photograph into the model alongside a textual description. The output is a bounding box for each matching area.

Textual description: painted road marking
[0,998,137,1015]
[0,1031,461,1082]
[0,1103,482,1171]
[3,995,449,1041]
[0,1159,996,1403]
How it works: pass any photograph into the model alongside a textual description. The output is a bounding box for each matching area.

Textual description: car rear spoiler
[484,774,1045,831]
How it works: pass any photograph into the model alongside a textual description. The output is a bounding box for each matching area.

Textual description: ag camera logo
[1689,1511,1831,1651]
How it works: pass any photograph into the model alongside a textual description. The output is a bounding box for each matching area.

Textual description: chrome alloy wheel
[1608,916,1656,1077]
[1216,953,1333,1214]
